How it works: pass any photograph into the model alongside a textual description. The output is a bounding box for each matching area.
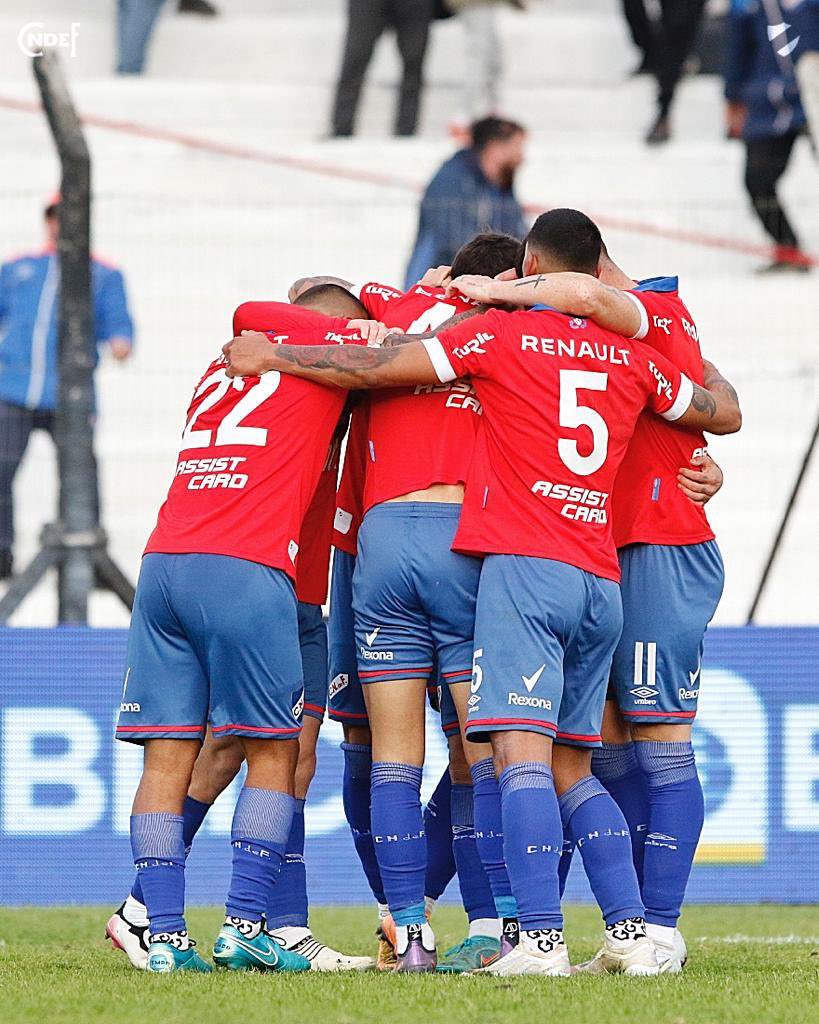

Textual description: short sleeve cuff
[421,336,457,383]
[347,283,367,301]
[625,291,649,340]
[662,373,694,421]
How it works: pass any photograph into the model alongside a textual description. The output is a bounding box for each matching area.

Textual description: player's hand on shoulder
[223,330,272,378]
[677,454,723,505]
[418,264,452,288]
[347,319,390,347]
[446,274,498,303]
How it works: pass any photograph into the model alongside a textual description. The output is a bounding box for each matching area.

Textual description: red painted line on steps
[2,94,815,266]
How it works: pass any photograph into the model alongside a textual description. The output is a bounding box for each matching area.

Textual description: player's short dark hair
[471,116,525,151]
[513,240,526,278]
[294,283,368,319]
[450,232,522,279]
[526,208,603,275]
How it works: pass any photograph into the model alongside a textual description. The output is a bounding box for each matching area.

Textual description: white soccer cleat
[574,917,659,976]
[647,923,687,974]
[267,926,374,972]
[105,896,150,970]
[473,929,571,976]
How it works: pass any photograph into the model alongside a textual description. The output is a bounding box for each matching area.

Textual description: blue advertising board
[0,626,817,906]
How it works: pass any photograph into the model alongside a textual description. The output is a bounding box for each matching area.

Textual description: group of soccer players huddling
[108,207,741,977]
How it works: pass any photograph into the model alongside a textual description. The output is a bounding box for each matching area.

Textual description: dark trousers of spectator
[331,0,433,136]
[744,131,802,251]
[0,399,99,567]
[621,0,657,68]
[655,0,707,117]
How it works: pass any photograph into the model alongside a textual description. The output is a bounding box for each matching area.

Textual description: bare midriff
[385,483,464,504]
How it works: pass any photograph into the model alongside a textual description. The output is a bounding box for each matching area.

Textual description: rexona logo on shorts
[360,647,394,661]
[508,693,552,710]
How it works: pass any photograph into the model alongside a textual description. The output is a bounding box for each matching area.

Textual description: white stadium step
[0,0,817,625]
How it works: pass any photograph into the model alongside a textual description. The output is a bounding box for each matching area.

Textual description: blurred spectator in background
[331,0,434,136]
[725,0,814,272]
[405,116,527,286]
[178,0,218,14]
[620,0,658,75]
[445,0,527,133]
[116,0,166,74]
[641,1,709,144]
[0,200,134,580]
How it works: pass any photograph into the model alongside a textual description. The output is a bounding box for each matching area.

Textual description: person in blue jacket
[0,198,134,579]
[724,0,817,272]
[404,116,527,288]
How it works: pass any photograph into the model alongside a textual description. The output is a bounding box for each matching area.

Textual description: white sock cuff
[469,917,501,940]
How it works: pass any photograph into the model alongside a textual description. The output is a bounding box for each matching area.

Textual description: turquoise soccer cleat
[436,935,502,974]
[147,941,212,973]
[212,924,311,972]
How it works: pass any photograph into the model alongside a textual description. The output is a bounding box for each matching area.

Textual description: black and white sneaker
[105,896,150,970]
[268,926,373,972]
[575,917,658,976]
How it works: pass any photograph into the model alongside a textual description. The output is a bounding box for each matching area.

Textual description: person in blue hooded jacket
[404,116,527,288]
[724,0,817,272]
[0,198,134,579]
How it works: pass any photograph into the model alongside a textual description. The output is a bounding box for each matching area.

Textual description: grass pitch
[1,905,817,1024]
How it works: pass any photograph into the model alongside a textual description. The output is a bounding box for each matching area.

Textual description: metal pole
[34,50,97,623]
[747,408,819,623]
[0,51,134,624]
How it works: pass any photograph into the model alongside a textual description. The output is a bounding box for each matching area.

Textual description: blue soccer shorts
[115,553,303,743]
[439,679,460,738]
[327,549,369,725]
[610,540,724,724]
[298,601,328,721]
[352,502,481,688]
[465,554,623,747]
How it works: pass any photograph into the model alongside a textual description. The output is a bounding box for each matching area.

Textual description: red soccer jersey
[612,281,715,548]
[296,436,341,604]
[425,307,694,582]
[353,280,483,510]
[332,401,369,555]
[145,304,362,579]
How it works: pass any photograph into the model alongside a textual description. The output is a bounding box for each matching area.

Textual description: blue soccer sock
[130,812,187,936]
[370,761,426,924]
[424,769,456,902]
[131,795,211,906]
[592,741,650,887]
[225,786,295,926]
[265,798,308,930]
[470,758,517,920]
[341,743,386,904]
[557,827,575,898]
[498,762,563,932]
[451,783,496,925]
[635,740,704,928]
[559,775,644,926]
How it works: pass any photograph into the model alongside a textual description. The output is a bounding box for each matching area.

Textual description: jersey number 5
[180,369,281,451]
[558,370,609,476]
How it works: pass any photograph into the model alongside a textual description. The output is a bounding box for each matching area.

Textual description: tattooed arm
[223,333,439,389]
[381,308,484,348]
[448,273,645,337]
[702,358,740,407]
[677,378,742,435]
